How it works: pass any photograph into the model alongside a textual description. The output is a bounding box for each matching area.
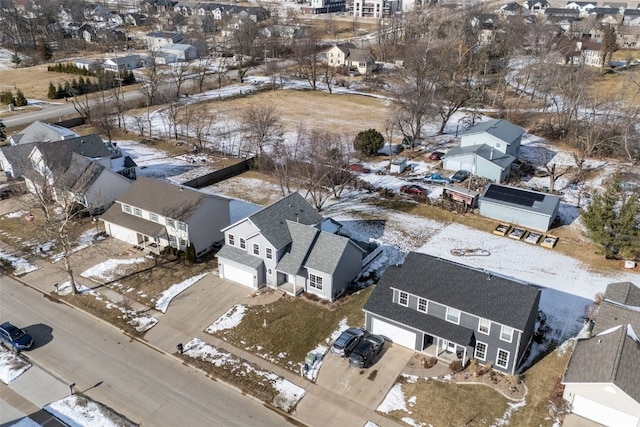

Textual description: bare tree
[239,104,283,156]
[293,28,322,90]
[269,123,306,196]
[169,62,190,99]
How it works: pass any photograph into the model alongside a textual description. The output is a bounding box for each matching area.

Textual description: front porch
[421,334,468,366]
[275,281,304,297]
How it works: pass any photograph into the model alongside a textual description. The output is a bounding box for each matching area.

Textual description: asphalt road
[0,275,289,427]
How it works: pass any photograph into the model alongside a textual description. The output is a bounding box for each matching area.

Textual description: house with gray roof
[100,177,231,256]
[562,282,640,427]
[478,183,561,231]
[442,119,525,182]
[8,120,79,145]
[363,252,540,374]
[216,192,378,301]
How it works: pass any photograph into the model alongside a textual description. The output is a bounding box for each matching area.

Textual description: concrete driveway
[316,342,414,408]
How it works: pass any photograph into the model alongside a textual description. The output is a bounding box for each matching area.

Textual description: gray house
[8,120,79,145]
[443,119,525,182]
[216,192,378,301]
[562,282,640,427]
[479,183,561,231]
[364,252,540,374]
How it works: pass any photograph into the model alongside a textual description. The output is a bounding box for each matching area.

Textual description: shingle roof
[115,177,228,222]
[247,192,323,250]
[276,221,319,275]
[35,134,112,173]
[479,183,560,217]
[305,231,361,275]
[64,153,105,194]
[10,120,79,144]
[100,204,167,237]
[364,253,540,331]
[461,119,525,145]
[605,282,640,307]
[0,142,44,176]
[444,144,516,170]
[216,244,265,269]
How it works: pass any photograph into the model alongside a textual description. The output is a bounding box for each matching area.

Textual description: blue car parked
[0,322,34,352]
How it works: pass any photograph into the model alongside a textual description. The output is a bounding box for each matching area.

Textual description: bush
[423,357,438,369]
[449,360,463,373]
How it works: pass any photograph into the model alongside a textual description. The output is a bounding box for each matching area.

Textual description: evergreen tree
[0,90,13,105]
[581,176,640,258]
[0,120,6,142]
[14,89,27,106]
[353,128,385,156]
[48,82,57,99]
[11,53,21,68]
[38,37,53,62]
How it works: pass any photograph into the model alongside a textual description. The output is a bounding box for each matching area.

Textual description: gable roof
[33,134,112,173]
[246,192,323,249]
[305,230,364,274]
[115,177,228,221]
[563,282,640,402]
[277,221,319,275]
[479,183,560,217]
[444,144,516,170]
[0,142,44,176]
[10,120,79,144]
[364,252,540,331]
[461,119,525,145]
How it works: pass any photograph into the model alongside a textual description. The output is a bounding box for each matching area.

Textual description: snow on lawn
[206,304,246,333]
[377,383,410,414]
[155,273,208,313]
[81,257,148,282]
[182,338,306,412]
[4,210,27,219]
[0,249,38,275]
[0,347,31,384]
[51,229,97,263]
[45,395,137,427]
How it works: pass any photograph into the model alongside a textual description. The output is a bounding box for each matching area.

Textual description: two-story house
[146,30,184,51]
[325,44,378,75]
[364,252,540,374]
[216,192,380,301]
[442,119,525,183]
[100,177,231,256]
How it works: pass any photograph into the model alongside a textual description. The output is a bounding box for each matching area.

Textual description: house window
[168,235,177,247]
[123,204,132,214]
[149,213,158,222]
[478,318,491,335]
[253,243,259,255]
[177,222,186,231]
[228,234,235,245]
[398,291,408,306]
[133,208,142,217]
[266,248,272,259]
[179,238,187,250]
[496,349,510,369]
[475,341,487,361]
[240,238,246,249]
[309,274,323,290]
[166,218,175,227]
[446,307,461,324]
[501,326,514,342]
[418,298,427,313]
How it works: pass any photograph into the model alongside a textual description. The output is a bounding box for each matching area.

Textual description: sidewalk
[4,238,404,427]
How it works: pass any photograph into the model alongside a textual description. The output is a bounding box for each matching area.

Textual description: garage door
[371,318,416,349]
[221,264,255,288]
[572,395,639,427]
[445,160,460,171]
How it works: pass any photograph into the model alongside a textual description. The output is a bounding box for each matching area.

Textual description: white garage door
[221,264,255,288]
[445,160,460,171]
[371,318,416,349]
[572,395,639,427]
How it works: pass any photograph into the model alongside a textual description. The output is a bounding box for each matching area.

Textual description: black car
[0,322,34,352]
[349,334,385,368]
[331,327,366,357]
[451,170,470,183]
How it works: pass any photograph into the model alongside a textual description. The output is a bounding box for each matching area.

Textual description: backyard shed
[478,183,560,231]
[390,157,408,174]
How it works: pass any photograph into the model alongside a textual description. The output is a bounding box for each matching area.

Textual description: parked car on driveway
[429,151,444,160]
[400,184,428,196]
[346,163,371,174]
[331,327,366,357]
[450,170,470,183]
[0,322,34,352]
[423,173,451,185]
[349,334,385,368]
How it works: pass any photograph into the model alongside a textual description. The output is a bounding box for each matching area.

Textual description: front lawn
[210,287,373,372]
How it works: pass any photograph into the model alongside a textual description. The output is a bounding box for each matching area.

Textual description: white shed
[390,157,408,174]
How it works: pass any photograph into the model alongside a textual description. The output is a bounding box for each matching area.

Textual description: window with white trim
[179,238,187,250]
[166,218,174,227]
[478,318,491,335]
[418,298,427,313]
[500,326,513,342]
[398,291,408,306]
[240,238,246,249]
[228,234,235,245]
[168,235,177,247]
[253,243,259,255]
[123,204,132,214]
[496,349,509,369]
[475,341,487,361]
[446,307,461,324]
[149,213,158,222]
[309,274,322,290]
[133,207,142,217]
[177,222,186,231]
[266,248,272,259]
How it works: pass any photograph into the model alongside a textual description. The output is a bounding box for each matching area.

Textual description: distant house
[364,252,541,374]
[146,30,184,50]
[562,282,640,427]
[157,43,198,63]
[101,177,231,256]
[522,0,549,13]
[74,58,100,72]
[216,192,379,301]
[8,121,79,146]
[442,119,525,182]
[103,55,142,73]
[325,44,378,75]
[479,183,561,231]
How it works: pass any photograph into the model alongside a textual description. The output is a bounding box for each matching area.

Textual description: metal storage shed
[478,183,561,231]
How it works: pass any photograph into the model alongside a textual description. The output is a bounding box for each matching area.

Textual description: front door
[442,340,456,353]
